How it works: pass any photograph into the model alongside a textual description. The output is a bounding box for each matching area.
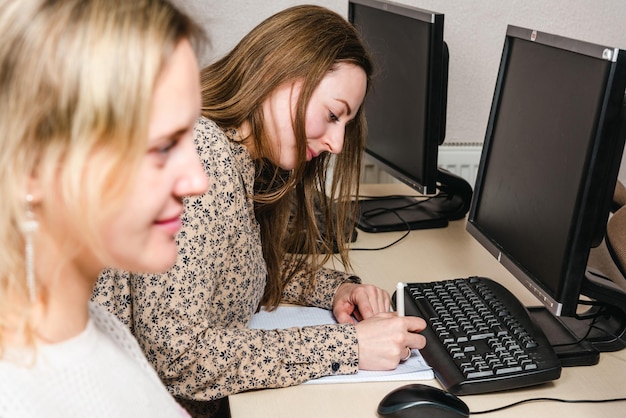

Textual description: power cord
[350,205,412,251]
[549,297,622,349]
[550,301,605,348]
[469,396,626,414]
[349,194,445,251]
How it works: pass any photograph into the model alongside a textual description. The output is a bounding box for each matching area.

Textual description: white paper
[249,306,434,384]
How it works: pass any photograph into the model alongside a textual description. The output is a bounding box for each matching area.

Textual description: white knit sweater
[0,302,189,418]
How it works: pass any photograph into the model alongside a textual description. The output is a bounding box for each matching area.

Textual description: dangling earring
[22,194,39,303]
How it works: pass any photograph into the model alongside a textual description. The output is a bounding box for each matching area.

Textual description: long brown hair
[200,5,373,309]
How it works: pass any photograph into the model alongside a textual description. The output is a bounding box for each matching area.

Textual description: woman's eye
[148,139,179,165]
[329,111,340,122]
[155,140,177,155]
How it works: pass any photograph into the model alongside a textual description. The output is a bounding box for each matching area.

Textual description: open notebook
[249,306,434,384]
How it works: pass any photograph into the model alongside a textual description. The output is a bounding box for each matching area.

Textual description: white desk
[229,183,626,418]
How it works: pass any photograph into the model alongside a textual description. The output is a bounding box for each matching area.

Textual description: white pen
[396,281,405,317]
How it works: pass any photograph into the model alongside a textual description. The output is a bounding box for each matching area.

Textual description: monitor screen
[349,0,446,195]
[349,0,466,233]
[467,25,626,320]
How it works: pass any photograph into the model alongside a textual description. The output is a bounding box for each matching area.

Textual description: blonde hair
[0,0,201,351]
[200,5,373,308]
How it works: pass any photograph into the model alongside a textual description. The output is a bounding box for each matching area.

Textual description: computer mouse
[377,383,470,418]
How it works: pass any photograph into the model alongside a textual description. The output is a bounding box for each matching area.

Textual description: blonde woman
[95,5,427,417]
[0,0,209,416]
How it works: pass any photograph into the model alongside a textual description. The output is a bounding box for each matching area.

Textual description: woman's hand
[333,282,391,324]
[355,312,427,370]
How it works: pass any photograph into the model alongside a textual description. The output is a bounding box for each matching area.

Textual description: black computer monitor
[467,25,626,361]
[348,0,472,233]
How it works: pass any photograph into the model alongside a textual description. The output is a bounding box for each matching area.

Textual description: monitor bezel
[467,25,626,317]
[348,0,447,195]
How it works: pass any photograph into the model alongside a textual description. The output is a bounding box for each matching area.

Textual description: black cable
[551,299,621,348]
[350,206,412,251]
[550,303,602,348]
[470,396,626,414]
[359,194,444,219]
[357,193,449,214]
[357,193,441,200]
[349,193,449,252]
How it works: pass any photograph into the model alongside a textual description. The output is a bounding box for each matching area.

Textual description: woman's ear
[26,174,44,204]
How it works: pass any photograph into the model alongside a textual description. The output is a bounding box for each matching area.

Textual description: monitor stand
[355,195,449,232]
[527,270,626,367]
[527,306,600,367]
[355,168,473,233]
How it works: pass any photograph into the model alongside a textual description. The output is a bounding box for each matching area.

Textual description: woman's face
[101,39,208,273]
[262,62,367,170]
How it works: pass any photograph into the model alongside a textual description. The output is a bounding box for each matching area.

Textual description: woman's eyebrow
[335,98,352,116]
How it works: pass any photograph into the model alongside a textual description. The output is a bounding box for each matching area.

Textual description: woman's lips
[155,213,183,234]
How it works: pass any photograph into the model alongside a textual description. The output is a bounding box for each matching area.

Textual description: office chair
[606,180,626,279]
[612,179,626,212]
[607,211,626,278]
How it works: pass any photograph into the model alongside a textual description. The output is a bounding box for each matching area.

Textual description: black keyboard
[400,277,562,395]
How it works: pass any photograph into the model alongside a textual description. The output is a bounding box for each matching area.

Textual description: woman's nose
[325,127,345,154]
[177,142,209,198]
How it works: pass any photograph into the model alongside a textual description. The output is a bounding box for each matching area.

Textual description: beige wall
[174,0,626,181]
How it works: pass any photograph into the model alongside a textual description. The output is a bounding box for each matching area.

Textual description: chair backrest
[606,205,626,279]
[606,180,626,279]
[613,179,626,212]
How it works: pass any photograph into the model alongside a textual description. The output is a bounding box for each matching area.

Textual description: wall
[171,0,346,68]
[173,0,626,181]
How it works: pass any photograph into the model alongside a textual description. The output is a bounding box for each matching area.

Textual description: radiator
[437,142,483,188]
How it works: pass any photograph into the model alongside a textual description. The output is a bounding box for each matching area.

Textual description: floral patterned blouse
[92,117,360,418]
